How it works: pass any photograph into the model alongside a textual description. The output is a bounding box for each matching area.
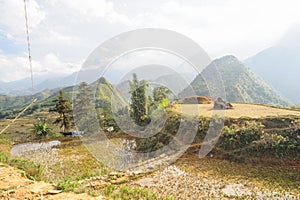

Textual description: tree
[73,82,97,133]
[153,86,172,103]
[128,73,149,126]
[50,91,73,132]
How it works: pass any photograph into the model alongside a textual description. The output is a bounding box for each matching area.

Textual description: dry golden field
[177,103,300,118]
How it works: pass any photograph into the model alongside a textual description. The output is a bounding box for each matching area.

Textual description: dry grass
[139,157,300,199]
[176,103,300,118]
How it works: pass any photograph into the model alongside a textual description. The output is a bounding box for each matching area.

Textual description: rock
[47,190,62,194]
[109,172,120,176]
[114,176,129,184]
[222,184,247,197]
[29,181,49,194]
[136,178,153,187]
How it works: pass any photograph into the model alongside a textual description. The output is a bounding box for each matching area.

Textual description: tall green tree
[153,86,172,103]
[50,91,73,132]
[73,82,97,133]
[128,73,149,126]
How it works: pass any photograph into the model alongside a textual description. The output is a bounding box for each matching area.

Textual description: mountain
[179,56,290,106]
[245,25,300,104]
[0,77,125,119]
[0,86,74,114]
[0,78,34,95]
[245,46,300,104]
[92,77,127,107]
[0,74,72,96]
[114,65,195,100]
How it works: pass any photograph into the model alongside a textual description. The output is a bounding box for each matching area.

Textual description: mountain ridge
[245,45,300,104]
[179,55,290,106]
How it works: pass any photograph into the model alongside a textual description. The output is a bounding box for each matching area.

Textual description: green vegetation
[33,118,52,137]
[219,121,263,150]
[0,150,43,181]
[102,184,157,200]
[73,82,97,133]
[0,74,299,198]
[95,77,126,132]
[180,55,289,106]
[57,177,82,192]
[211,117,300,161]
[9,157,43,181]
[0,86,74,119]
[153,86,172,103]
[129,73,150,126]
[0,151,9,163]
[50,90,73,132]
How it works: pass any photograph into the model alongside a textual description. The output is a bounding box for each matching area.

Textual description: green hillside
[179,56,290,106]
[0,77,125,119]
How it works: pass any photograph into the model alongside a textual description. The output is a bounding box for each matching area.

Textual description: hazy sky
[1,0,300,82]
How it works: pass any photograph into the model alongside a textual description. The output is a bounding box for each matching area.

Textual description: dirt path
[0,163,104,200]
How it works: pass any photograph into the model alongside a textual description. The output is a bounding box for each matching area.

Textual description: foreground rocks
[0,163,104,200]
[1,160,299,199]
[134,165,300,199]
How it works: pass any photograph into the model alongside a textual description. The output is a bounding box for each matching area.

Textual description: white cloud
[0,53,80,82]
[44,0,130,24]
[33,29,80,45]
[1,0,300,83]
[41,53,81,74]
[128,0,300,58]
[0,0,45,36]
[0,54,30,82]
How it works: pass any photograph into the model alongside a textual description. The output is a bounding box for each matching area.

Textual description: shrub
[103,185,157,200]
[0,151,9,163]
[219,121,264,150]
[33,118,52,137]
[57,177,82,192]
[9,157,43,181]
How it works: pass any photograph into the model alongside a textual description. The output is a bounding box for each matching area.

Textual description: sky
[1,0,300,82]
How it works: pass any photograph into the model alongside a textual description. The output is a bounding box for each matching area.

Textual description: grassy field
[177,103,300,118]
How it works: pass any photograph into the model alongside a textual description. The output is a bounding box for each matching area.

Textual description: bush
[57,177,82,192]
[9,157,43,181]
[219,121,264,150]
[258,129,300,158]
[0,151,9,163]
[33,118,52,137]
[103,185,157,200]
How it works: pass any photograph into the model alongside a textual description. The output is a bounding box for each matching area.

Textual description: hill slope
[180,56,289,106]
[245,46,300,104]
[0,77,125,119]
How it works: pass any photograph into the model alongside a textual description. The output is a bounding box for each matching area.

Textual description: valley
[0,56,299,199]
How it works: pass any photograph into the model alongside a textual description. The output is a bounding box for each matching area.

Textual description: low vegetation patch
[102,184,157,200]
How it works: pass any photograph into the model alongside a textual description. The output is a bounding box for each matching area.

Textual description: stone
[47,190,62,194]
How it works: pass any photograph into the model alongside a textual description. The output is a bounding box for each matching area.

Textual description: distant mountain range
[0,77,124,119]
[245,25,300,104]
[245,45,300,104]
[0,53,297,108]
[0,74,75,96]
[2,25,300,105]
[180,56,290,106]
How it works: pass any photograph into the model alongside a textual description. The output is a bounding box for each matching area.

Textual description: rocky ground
[1,158,299,199]
[134,165,299,199]
[0,163,104,200]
